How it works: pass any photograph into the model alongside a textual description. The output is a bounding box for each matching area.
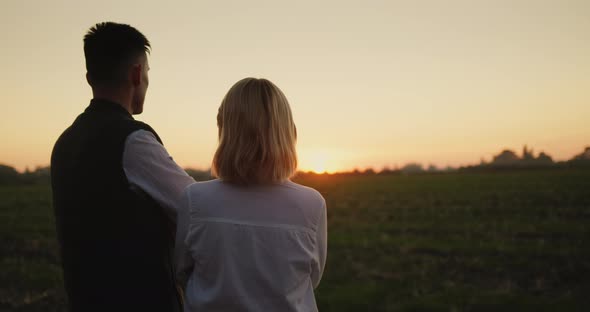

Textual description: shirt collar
[85,98,133,119]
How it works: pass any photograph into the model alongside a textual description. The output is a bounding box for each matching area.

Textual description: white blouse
[175,179,327,312]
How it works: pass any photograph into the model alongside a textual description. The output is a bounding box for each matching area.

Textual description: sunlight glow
[1,2,589,171]
[298,149,340,173]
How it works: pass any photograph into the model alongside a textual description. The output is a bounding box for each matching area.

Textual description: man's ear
[85,72,92,86]
[131,64,142,87]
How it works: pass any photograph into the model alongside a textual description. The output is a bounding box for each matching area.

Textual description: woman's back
[176,179,327,312]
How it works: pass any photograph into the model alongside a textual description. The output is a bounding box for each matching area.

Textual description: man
[51,22,194,311]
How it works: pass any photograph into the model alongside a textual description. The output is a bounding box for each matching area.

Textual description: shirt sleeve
[311,198,327,289]
[123,129,196,222]
[174,185,194,288]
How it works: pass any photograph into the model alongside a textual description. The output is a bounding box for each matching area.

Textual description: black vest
[51,99,182,312]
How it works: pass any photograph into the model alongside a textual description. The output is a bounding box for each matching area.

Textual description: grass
[297,169,590,311]
[1,169,590,311]
[0,184,65,312]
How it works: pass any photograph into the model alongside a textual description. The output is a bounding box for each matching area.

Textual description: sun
[310,161,327,174]
[299,149,333,173]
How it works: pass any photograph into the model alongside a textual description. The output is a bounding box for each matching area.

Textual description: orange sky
[1,0,589,173]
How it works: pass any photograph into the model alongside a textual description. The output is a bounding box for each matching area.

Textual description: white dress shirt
[122,129,195,222]
[175,179,327,312]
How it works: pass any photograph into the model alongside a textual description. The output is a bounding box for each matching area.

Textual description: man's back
[51,99,181,312]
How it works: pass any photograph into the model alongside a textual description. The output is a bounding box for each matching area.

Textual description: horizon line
[4,144,588,175]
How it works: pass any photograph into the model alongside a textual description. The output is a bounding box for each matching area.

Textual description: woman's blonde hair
[212,78,297,185]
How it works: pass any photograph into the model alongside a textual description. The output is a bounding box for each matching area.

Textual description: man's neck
[92,89,133,114]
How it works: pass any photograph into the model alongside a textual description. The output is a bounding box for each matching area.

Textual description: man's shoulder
[55,112,163,149]
[119,120,162,145]
[118,118,154,133]
[129,119,154,130]
[72,108,157,135]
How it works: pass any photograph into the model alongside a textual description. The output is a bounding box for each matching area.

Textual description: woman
[175,78,327,311]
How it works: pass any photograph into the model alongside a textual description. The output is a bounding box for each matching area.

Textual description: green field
[1,169,590,311]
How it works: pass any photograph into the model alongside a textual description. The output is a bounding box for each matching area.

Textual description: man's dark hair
[84,22,151,87]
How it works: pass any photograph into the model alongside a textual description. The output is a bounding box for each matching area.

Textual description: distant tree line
[0,166,215,186]
[298,145,590,176]
[1,146,589,184]
[0,165,51,185]
[459,145,590,172]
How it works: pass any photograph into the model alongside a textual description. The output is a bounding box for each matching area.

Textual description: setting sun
[298,149,340,173]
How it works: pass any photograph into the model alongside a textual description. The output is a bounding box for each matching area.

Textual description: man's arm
[174,186,195,288]
[122,129,195,222]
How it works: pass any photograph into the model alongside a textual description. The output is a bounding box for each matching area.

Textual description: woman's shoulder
[281,181,325,206]
[280,181,326,229]
[184,179,224,195]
